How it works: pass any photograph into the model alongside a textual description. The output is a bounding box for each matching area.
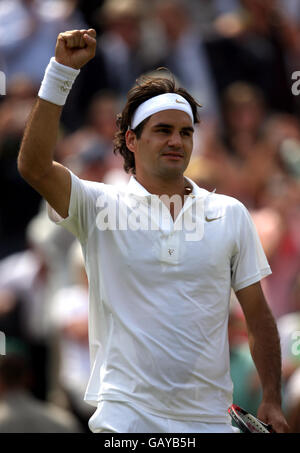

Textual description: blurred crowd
[0,0,300,433]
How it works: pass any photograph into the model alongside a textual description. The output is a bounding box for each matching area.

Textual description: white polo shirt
[49,170,271,424]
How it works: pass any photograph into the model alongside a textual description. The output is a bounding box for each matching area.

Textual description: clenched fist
[55,29,97,70]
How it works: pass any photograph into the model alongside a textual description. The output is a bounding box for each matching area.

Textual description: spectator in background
[98,0,153,94]
[154,0,220,121]
[215,82,269,207]
[59,90,119,163]
[75,0,106,35]
[62,139,113,183]
[86,90,120,144]
[0,0,87,87]
[185,82,269,207]
[0,351,82,432]
[154,0,300,124]
[0,204,76,401]
[0,77,41,258]
[58,90,125,184]
[186,0,239,36]
[254,115,300,319]
[213,0,299,114]
[219,82,266,161]
[62,0,156,132]
[0,224,53,401]
[50,240,93,432]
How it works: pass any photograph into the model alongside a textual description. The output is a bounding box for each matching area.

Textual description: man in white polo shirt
[18,29,289,433]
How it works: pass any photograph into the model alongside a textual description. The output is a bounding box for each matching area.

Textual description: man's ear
[125,129,137,154]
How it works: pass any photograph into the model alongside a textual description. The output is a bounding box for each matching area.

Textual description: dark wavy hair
[113,70,201,174]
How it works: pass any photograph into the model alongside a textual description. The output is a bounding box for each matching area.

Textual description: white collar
[125,175,210,199]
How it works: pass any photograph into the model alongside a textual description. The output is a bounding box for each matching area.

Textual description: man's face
[126,109,194,181]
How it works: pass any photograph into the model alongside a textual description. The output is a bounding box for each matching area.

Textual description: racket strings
[243,414,269,433]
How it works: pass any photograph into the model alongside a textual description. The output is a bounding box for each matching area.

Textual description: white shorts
[88,400,237,433]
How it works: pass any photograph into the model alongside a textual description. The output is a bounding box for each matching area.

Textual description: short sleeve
[48,170,104,244]
[231,203,272,292]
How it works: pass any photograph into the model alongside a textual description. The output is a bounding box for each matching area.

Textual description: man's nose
[167,131,182,148]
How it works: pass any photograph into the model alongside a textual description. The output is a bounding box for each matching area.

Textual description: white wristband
[38,57,80,106]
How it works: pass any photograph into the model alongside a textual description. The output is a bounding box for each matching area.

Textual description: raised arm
[236,281,290,433]
[18,29,97,219]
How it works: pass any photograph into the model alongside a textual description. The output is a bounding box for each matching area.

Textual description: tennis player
[18,29,289,433]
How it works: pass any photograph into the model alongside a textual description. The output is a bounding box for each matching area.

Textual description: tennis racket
[228,404,275,433]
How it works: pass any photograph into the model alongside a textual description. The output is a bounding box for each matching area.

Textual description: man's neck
[134,174,189,199]
[134,174,193,221]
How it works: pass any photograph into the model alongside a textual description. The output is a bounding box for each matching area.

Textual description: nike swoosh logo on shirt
[205,216,224,222]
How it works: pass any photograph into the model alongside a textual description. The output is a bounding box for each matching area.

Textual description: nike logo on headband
[176,99,186,104]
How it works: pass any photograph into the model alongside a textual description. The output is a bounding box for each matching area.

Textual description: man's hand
[257,401,290,433]
[55,29,97,69]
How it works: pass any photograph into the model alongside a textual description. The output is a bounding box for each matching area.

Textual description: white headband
[131,93,194,130]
